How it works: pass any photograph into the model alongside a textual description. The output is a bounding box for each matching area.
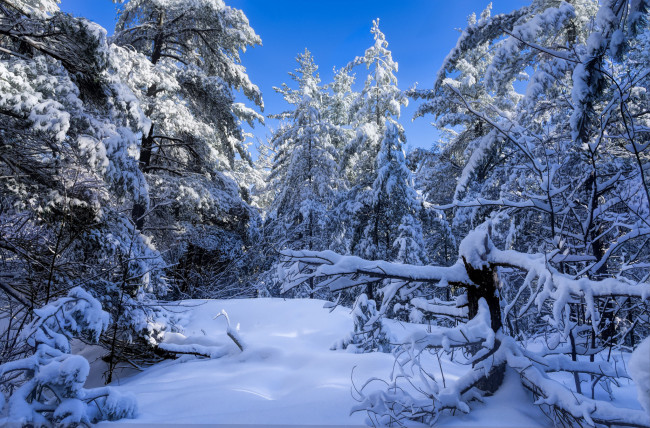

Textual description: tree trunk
[462,256,505,394]
[586,171,615,345]
[132,125,154,231]
[132,9,165,231]
[150,11,165,66]
[462,258,502,333]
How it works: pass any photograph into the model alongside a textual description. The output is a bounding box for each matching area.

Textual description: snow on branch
[0,288,137,426]
[156,310,245,359]
[353,299,505,423]
[285,224,650,426]
[401,298,495,354]
[433,6,530,91]
[435,196,554,213]
[410,297,469,319]
[280,249,470,294]
[503,336,650,427]
[284,225,650,303]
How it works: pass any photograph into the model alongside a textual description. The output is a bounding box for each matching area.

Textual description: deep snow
[95,298,553,426]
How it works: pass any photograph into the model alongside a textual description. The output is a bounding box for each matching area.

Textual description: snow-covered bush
[332,294,391,353]
[0,288,136,426]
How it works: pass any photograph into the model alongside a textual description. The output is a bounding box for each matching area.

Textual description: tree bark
[132,125,155,231]
[462,256,505,394]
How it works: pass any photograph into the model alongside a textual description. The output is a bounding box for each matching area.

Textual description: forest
[0,0,649,426]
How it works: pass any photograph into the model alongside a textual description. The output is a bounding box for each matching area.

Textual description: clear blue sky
[59,0,529,157]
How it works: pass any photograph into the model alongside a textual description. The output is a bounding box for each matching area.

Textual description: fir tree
[342,19,408,190]
[356,122,423,264]
[265,50,342,297]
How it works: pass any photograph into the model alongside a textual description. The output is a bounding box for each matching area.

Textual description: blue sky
[59,0,528,157]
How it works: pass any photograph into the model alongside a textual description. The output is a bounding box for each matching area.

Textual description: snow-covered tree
[336,21,416,267]
[0,1,168,419]
[355,122,424,266]
[265,50,342,297]
[342,19,408,190]
[345,107,425,346]
[350,19,406,128]
[112,0,264,297]
[325,66,357,128]
[317,20,427,344]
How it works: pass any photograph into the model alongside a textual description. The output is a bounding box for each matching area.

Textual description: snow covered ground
[94,298,557,426]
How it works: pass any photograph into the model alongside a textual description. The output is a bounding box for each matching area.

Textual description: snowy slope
[100,298,546,426]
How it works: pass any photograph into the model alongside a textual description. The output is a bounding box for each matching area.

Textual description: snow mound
[630,337,650,415]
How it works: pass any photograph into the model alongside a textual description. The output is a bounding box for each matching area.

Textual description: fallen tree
[281,225,650,427]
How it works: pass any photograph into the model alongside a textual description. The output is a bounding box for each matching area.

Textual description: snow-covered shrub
[0,288,136,426]
[332,294,391,353]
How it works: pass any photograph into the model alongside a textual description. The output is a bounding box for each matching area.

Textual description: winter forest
[1,0,650,426]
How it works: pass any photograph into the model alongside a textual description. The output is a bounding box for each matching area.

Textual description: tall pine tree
[265,50,342,297]
[112,0,264,297]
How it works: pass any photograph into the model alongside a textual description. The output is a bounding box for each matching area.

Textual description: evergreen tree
[112,0,264,298]
[342,19,408,190]
[356,122,423,264]
[265,50,342,297]
[325,66,356,128]
[0,1,165,422]
[338,22,424,305]
[407,148,457,267]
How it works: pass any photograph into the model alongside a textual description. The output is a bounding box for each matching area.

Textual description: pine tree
[325,66,356,128]
[357,122,423,264]
[340,22,424,304]
[342,19,408,190]
[265,50,342,297]
[112,0,264,297]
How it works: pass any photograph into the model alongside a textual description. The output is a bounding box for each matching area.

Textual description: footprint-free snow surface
[101,298,547,426]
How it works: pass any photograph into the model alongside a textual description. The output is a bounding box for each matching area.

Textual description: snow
[435,367,543,427]
[2,0,649,426]
[0,288,136,426]
[281,249,470,293]
[99,298,548,426]
[630,337,650,415]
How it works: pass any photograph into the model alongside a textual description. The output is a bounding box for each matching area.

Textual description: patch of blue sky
[59,0,529,159]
